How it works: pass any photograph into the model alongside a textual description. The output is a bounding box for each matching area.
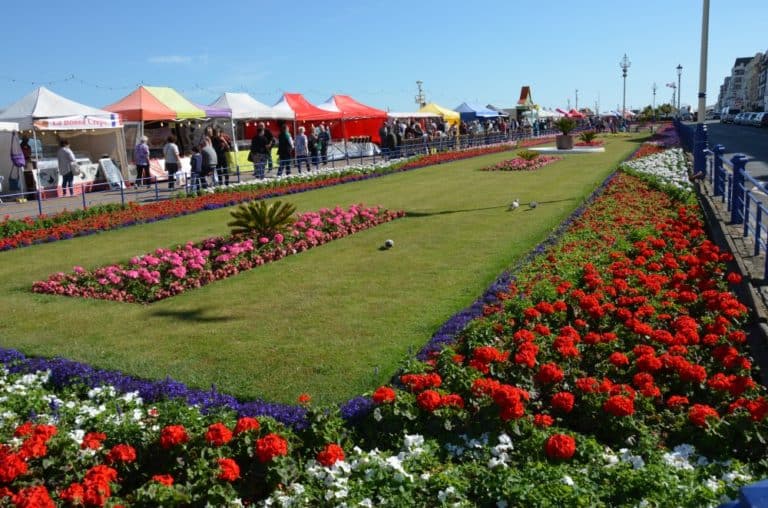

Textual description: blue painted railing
[674,120,768,280]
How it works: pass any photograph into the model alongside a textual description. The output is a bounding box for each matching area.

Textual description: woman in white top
[294,126,310,174]
[163,135,180,190]
[57,139,77,196]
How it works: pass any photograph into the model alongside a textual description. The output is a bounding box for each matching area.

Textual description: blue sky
[2,0,766,113]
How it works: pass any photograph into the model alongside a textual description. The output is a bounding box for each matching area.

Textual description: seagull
[508,198,520,211]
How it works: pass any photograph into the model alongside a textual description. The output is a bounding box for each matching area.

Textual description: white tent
[0,87,127,196]
[537,109,563,119]
[209,92,277,119]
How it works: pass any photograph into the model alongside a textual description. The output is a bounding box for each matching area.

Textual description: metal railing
[0,127,575,220]
[676,119,768,279]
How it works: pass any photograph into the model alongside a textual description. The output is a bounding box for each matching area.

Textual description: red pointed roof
[517,86,533,106]
[324,95,387,119]
[104,86,177,121]
[272,93,342,121]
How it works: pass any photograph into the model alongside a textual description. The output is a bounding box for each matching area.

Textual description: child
[189,147,202,193]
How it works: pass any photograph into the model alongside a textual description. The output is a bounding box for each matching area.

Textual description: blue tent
[454,102,500,121]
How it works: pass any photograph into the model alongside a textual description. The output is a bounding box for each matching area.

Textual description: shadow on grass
[150,307,235,323]
[406,198,579,218]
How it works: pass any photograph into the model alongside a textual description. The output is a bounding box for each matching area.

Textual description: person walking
[277,124,294,177]
[318,123,330,165]
[307,127,320,170]
[188,146,203,193]
[249,126,268,179]
[212,128,231,185]
[294,126,310,174]
[163,135,181,190]
[134,135,151,187]
[57,139,77,196]
[262,123,275,173]
[200,136,218,188]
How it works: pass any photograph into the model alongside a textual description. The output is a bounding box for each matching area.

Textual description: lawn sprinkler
[508,198,520,211]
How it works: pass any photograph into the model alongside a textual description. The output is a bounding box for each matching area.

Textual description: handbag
[8,165,20,192]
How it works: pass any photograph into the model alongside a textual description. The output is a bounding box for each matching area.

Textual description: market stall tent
[418,103,460,125]
[104,86,206,121]
[453,102,500,121]
[210,92,276,120]
[317,95,388,143]
[271,93,342,122]
[0,87,127,196]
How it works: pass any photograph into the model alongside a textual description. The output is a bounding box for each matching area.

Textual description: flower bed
[0,142,541,252]
[574,140,605,147]
[32,205,404,304]
[480,155,561,172]
[621,147,692,192]
[1,164,764,505]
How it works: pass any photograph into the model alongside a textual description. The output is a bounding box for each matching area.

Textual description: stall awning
[0,87,120,130]
[418,103,460,124]
[271,93,342,121]
[317,95,387,119]
[210,92,275,119]
[104,86,206,122]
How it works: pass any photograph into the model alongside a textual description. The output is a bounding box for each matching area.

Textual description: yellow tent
[419,103,460,125]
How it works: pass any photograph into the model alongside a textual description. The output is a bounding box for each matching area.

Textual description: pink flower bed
[480,156,562,172]
[33,205,404,303]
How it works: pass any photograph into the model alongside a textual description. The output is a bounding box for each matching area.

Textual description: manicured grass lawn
[0,134,646,404]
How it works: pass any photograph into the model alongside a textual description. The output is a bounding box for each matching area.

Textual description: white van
[721,107,741,123]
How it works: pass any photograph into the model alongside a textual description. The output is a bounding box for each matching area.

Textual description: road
[698,121,768,180]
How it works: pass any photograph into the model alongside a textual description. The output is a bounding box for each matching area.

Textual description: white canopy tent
[210,92,277,119]
[0,87,127,195]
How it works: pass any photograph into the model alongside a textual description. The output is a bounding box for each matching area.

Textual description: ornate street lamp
[676,64,683,115]
[652,82,657,122]
[620,54,631,119]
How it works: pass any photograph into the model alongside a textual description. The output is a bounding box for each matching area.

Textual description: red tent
[271,93,341,122]
[317,95,388,143]
[568,109,586,119]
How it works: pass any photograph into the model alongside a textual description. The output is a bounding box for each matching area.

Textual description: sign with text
[33,114,122,131]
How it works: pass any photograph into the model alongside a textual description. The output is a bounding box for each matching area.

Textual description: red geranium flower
[533,414,554,427]
[297,393,312,404]
[416,390,442,412]
[205,423,233,447]
[603,395,635,417]
[59,483,85,505]
[551,392,575,413]
[317,443,346,467]
[12,485,55,508]
[81,432,107,450]
[0,449,28,483]
[545,434,576,460]
[535,362,565,385]
[688,404,719,427]
[233,417,260,435]
[159,425,189,449]
[256,433,289,463]
[372,386,396,404]
[152,474,174,486]
[106,444,137,464]
[217,458,241,482]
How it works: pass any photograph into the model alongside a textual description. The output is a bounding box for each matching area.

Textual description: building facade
[744,53,764,111]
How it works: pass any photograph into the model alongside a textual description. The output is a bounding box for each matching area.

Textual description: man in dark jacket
[277,124,294,177]
[250,127,269,179]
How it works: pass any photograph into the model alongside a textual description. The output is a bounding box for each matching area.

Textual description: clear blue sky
[1,0,765,113]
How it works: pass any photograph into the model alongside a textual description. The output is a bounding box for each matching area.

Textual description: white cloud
[148,55,193,64]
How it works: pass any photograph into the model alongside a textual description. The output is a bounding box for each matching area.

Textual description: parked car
[721,107,741,123]
[733,112,747,125]
[747,112,763,126]
[758,112,768,127]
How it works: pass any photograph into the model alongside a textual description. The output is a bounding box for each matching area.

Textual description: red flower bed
[375,172,761,460]
[33,205,404,303]
[480,155,561,172]
[574,140,605,147]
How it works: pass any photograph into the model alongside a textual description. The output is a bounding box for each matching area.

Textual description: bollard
[713,144,725,196]
[81,183,87,210]
[693,123,708,176]
[730,154,748,224]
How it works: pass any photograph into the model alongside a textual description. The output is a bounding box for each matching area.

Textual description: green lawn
[0,134,645,404]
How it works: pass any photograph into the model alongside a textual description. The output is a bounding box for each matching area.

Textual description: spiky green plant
[516,150,541,161]
[579,130,597,144]
[554,118,577,135]
[227,200,297,238]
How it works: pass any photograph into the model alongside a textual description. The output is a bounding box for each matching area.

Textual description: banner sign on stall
[33,114,122,130]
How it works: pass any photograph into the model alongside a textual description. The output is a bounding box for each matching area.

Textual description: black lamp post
[620,54,631,119]
[676,64,683,115]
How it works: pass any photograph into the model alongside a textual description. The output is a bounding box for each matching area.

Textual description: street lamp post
[693,0,710,177]
[620,54,631,120]
[676,64,683,115]
[652,82,657,122]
